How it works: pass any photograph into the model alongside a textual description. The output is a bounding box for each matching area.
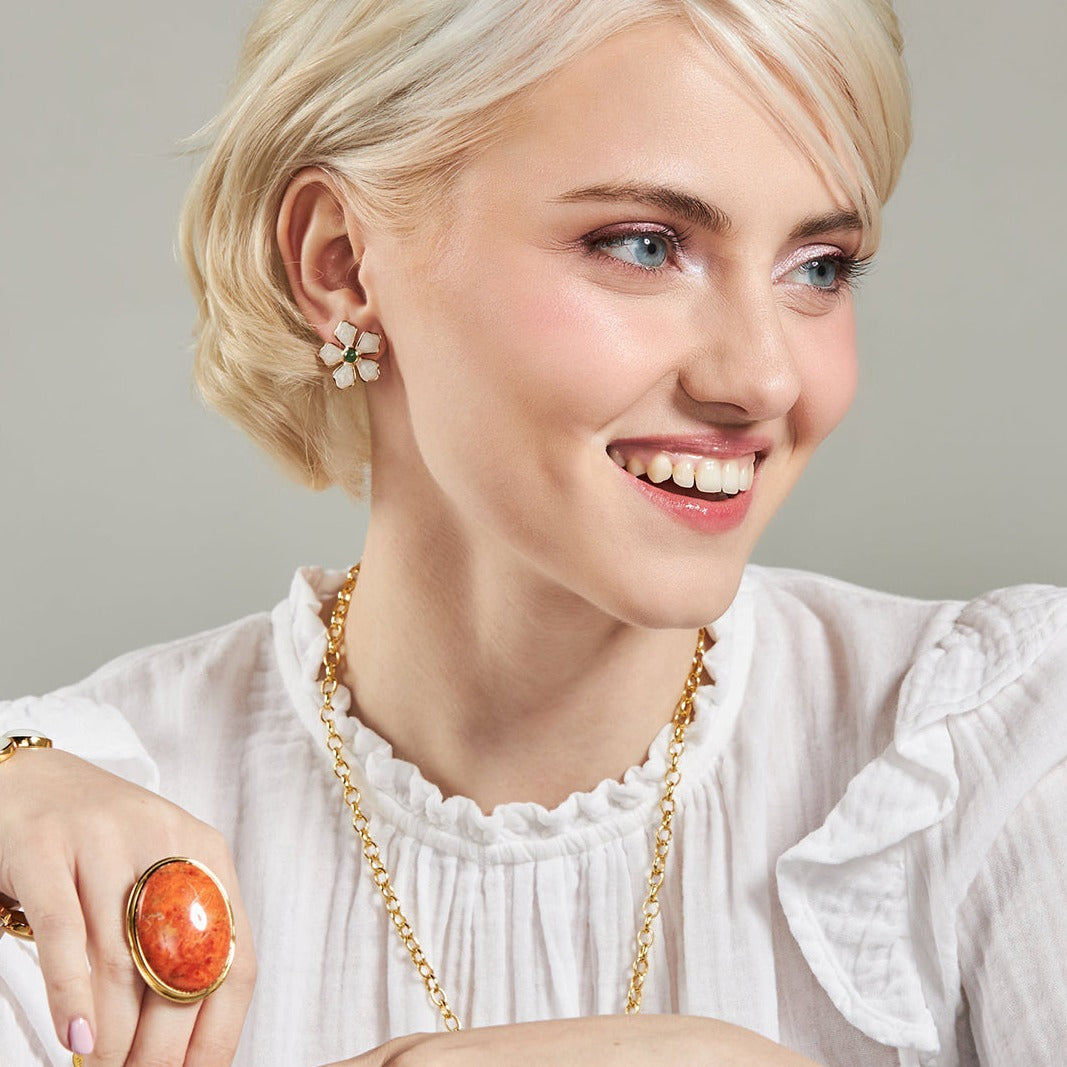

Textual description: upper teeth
[608,448,756,495]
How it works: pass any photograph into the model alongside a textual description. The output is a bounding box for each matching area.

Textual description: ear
[277,167,377,344]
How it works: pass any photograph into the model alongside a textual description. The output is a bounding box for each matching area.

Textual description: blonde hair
[180,0,911,497]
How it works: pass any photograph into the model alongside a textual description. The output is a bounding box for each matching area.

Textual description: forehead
[451,18,850,233]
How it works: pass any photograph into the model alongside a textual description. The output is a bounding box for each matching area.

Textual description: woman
[2,1,1065,1065]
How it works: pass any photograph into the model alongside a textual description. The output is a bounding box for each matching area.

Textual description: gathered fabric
[2,566,1066,1066]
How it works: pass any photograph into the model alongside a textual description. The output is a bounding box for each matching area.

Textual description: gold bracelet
[0,733,53,763]
[0,734,54,940]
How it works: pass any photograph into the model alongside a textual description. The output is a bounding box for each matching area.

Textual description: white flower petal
[319,342,345,367]
[334,321,358,347]
[357,358,381,382]
[332,363,357,388]
[355,331,381,355]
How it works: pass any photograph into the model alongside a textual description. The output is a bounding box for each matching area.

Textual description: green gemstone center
[343,347,359,363]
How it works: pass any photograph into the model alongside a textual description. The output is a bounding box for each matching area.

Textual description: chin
[591,562,747,631]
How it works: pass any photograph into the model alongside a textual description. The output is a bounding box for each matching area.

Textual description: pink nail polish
[68,1016,94,1055]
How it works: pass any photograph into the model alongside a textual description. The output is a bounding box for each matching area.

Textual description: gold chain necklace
[318,563,710,1030]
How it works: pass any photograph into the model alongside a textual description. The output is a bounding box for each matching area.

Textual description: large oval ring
[125,857,236,1003]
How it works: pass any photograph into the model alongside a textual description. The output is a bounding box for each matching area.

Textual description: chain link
[623,627,706,1014]
[320,563,709,1030]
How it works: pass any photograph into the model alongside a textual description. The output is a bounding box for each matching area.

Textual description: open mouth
[608,445,758,502]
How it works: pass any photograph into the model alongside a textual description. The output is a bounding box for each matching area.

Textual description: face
[359,19,861,627]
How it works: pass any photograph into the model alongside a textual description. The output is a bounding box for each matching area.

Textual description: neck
[339,516,706,814]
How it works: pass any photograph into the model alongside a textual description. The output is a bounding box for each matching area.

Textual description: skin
[0,750,256,1065]
[0,17,866,1066]
[279,18,859,817]
[320,1016,822,1066]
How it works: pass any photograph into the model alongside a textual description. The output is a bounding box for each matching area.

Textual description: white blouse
[2,566,1066,1067]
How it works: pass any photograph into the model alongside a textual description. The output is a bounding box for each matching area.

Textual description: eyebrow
[553,183,864,242]
[787,209,864,242]
[553,182,732,233]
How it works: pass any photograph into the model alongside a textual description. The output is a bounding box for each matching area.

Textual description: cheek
[511,288,655,415]
[791,308,859,449]
[431,251,658,432]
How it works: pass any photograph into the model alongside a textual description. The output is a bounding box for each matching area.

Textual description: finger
[127,990,201,1067]
[12,853,97,1057]
[185,979,250,1066]
[79,863,143,1067]
[185,876,256,1067]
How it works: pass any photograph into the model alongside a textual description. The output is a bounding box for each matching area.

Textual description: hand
[322,1015,823,1066]
[0,747,255,1065]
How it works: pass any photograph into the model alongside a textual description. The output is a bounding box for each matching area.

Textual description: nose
[677,284,800,424]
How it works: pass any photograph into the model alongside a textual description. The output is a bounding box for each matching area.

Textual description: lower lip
[618,465,755,533]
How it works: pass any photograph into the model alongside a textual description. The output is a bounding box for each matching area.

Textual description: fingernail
[68,1015,94,1055]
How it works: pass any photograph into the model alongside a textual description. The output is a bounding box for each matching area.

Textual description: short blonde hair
[180,0,911,497]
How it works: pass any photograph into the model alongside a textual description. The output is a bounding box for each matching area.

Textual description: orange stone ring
[125,857,236,1003]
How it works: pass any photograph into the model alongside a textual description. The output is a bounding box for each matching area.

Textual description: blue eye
[781,251,870,295]
[599,233,671,269]
[798,257,840,289]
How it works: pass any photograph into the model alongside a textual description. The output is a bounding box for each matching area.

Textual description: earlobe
[277,168,371,344]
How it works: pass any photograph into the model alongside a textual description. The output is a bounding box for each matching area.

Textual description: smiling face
[358,17,863,627]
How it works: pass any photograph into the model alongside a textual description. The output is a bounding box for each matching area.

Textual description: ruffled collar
[272,566,754,860]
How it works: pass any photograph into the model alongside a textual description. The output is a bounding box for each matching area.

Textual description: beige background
[2,1,1065,696]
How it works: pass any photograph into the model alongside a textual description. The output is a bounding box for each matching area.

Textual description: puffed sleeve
[0,694,158,789]
[957,755,1067,1064]
[776,584,1067,1067]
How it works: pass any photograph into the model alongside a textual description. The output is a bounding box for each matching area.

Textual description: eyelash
[581,225,685,275]
[581,225,872,297]
[798,254,873,296]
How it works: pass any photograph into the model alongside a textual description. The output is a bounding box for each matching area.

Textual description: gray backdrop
[2,1,1065,696]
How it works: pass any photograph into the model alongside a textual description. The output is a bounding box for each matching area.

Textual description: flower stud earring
[318,321,382,388]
